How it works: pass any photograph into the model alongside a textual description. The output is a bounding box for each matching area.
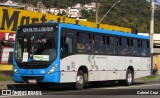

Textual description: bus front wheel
[75,70,85,90]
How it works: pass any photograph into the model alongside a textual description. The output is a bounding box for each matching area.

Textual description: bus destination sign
[22,27,54,33]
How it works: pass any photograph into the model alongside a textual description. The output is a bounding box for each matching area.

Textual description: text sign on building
[0,7,60,33]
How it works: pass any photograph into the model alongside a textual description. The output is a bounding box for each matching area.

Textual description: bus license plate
[28,79,37,84]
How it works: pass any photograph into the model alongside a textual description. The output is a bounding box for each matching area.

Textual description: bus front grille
[16,62,51,69]
[21,76,44,82]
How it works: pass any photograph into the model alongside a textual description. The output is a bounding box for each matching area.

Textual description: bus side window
[142,40,147,56]
[93,34,105,54]
[120,37,129,55]
[138,40,142,48]
[77,32,84,53]
[61,35,73,58]
[106,36,112,55]
[146,41,150,56]
[77,32,91,53]
[132,39,139,56]
[109,36,116,55]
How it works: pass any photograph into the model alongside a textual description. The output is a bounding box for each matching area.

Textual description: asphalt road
[0,80,160,98]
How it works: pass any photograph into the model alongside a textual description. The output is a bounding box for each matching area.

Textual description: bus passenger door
[60,29,76,58]
[60,29,77,83]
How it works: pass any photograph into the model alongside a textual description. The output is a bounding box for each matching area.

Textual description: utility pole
[98,0,120,24]
[96,0,99,24]
[150,0,155,73]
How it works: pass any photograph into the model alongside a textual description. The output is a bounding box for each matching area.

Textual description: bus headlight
[13,67,18,74]
[48,64,57,74]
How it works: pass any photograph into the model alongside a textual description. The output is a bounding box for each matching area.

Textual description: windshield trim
[14,32,58,66]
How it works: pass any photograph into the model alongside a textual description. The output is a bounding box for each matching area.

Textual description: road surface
[0,80,160,98]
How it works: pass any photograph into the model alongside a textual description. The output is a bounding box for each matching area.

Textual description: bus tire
[125,69,134,86]
[84,73,89,88]
[75,70,85,90]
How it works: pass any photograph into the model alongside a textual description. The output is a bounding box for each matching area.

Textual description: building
[0,0,25,9]
[0,0,47,13]
[83,2,96,11]
[47,8,67,15]
[66,2,97,19]
[138,33,160,75]
[67,7,81,18]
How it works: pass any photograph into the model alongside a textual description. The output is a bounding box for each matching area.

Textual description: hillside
[98,0,151,33]
[13,0,160,33]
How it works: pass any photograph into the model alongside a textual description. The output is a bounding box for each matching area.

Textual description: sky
[146,0,160,3]
[146,0,160,4]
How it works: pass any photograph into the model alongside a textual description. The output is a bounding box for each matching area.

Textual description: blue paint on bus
[58,23,149,40]
[13,21,150,84]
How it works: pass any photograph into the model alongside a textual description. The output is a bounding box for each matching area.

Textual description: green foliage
[81,0,160,33]
[0,73,12,81]
[143,75,160,80]
[97,0,151,32]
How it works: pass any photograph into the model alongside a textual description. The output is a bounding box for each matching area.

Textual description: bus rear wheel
[75,70,85,90]
[118,69,134,86]
[125,69,134,86]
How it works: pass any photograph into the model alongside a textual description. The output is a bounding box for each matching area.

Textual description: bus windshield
[15,32,57,63]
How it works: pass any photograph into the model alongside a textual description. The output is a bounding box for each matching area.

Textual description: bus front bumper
[13,72,60,83]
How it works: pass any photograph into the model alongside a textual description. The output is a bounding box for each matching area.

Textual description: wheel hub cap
[127,73,132,83]
[77,75,83,84]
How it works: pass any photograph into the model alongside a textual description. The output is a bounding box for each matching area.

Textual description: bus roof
[17,22,149,40]
[59,23,150,40]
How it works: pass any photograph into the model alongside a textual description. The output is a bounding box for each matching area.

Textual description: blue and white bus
[13,21,151,90]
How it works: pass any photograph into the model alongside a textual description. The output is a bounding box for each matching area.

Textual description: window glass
[133,39,138,48]
[110,36,116,46]
[15,34,57,62]
[122,38,127,46]
[130,39,133,47]
[138,40,142,48]
[147,41,149,48]
[61,32,73,58]
[106,36,110,45]
[106,36,116,55]
[93,35,105,53]
[142,40,147,48]
[66,37,73,53]
[142,40,147,57]
[77,32,91,53]
[146,41,150,57]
